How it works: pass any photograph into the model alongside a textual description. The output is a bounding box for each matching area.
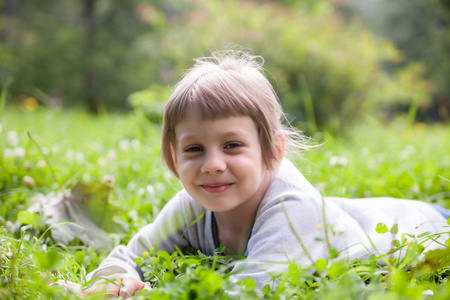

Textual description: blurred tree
[1,0,15,43]
[144,0,431,132]
[346,0,450,121]
[0,0,433,131]
[83,0,98,113]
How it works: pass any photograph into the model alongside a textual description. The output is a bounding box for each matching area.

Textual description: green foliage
[1,108,450,298]
[140,0,432,132]
[0,0,434,130]
[128,84,172,124]
[351,0,450,121]
[137,247,239,299]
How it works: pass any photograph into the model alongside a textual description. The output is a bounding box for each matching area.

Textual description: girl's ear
[170,144,178,169]
[275,134,285,161]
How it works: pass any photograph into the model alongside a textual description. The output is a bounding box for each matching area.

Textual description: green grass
[1,107,450,299]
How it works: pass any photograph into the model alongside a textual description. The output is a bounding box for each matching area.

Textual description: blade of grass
[0,77,12,120]
[27,131,66,196]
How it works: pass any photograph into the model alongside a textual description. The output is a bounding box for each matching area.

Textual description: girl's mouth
[200,183,233,193]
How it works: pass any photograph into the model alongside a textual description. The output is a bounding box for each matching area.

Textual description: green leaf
[328,261,346,279]
[75,251,84,264]
[315,258,327,270]
[417,232,432,238]
[163,272,174,282]
[243,278,256,290]
[376,223,388,234]
[34,249,62,270]
[330,249,340,259]
[392,239,401,247]
[135,257,143,265]
[396,171,415,189]
[262,284,271,295]
[390,223,399,234]
[17,210,45,231]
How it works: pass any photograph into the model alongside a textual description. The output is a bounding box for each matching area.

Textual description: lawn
[1,107,450,299]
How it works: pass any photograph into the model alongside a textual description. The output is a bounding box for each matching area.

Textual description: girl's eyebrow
[178,130,247,144]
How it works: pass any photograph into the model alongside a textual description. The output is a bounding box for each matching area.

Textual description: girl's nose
[201,149,226,174]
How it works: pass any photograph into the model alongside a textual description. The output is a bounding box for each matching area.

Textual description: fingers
[78,274,151,299]
[53,280,83,294]
[117,275,152,299]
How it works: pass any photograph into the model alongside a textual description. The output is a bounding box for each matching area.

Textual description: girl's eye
[185,146,203,152]
[224,142,241,149]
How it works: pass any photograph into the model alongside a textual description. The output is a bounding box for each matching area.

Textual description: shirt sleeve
[86,191,204,281]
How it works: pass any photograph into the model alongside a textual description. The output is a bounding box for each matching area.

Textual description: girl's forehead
[175,107,251,126]
[173,114,258,140]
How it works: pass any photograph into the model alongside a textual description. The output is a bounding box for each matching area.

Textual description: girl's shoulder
[256,158,323,215]
[269,158,322,201]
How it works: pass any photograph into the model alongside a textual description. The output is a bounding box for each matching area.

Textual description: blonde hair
[161,50,309,177]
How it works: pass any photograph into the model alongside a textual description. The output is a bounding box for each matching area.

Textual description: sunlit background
[2,1,450,298]
[1,0,449,132]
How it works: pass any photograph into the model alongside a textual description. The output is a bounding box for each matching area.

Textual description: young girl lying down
[59,50,449,298]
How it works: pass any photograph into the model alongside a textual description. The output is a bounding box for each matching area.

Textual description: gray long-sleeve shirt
[87,158,447,294]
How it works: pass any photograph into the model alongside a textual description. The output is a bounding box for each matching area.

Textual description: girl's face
[172,108,273,214]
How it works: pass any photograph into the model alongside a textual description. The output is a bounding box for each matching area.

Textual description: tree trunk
[83,0,99,114]
[1,0,16,43]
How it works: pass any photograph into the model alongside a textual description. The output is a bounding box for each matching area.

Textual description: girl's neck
[214,171,273,254]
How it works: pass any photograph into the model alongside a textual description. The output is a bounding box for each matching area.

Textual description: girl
[61,50,449,298]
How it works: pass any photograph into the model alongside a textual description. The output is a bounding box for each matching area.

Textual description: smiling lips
[200,183,233,193]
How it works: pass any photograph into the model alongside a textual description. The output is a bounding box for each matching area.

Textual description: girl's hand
[55,274,152,299]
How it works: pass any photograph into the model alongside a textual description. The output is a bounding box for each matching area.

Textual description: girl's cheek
[177,159,196,175]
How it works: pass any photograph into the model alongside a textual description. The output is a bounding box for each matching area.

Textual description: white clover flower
[315,182,327,192]
[37,160,46,169]
[138,188,145,196]
[75,152,84,163]
[132,162,141,172]
[127,181,137,191]
[154,182,165,193]
[4,221,13,229]
[13,147,26,159]
[98,157,107,168]
[163,171,173,181]
[51,143,60,153]
[119,139,131,152]
[66,149,75,162]
[24,162,31,171]
[23,175,35,188]
[400,145,415,160]
[360,147,370,158]
[107,149,117,160]
[329,156,348,167]
[7,131,19,147]
[41,147,49,155]
[4,148,13,158]
[375,153,384,162]
[131,139,141,149]
[146,184,155,199]
[103,174,115,186]
[82,172,91,181]
[0,124,3,134]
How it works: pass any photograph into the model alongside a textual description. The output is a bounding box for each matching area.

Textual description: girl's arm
[81,191,205,294]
